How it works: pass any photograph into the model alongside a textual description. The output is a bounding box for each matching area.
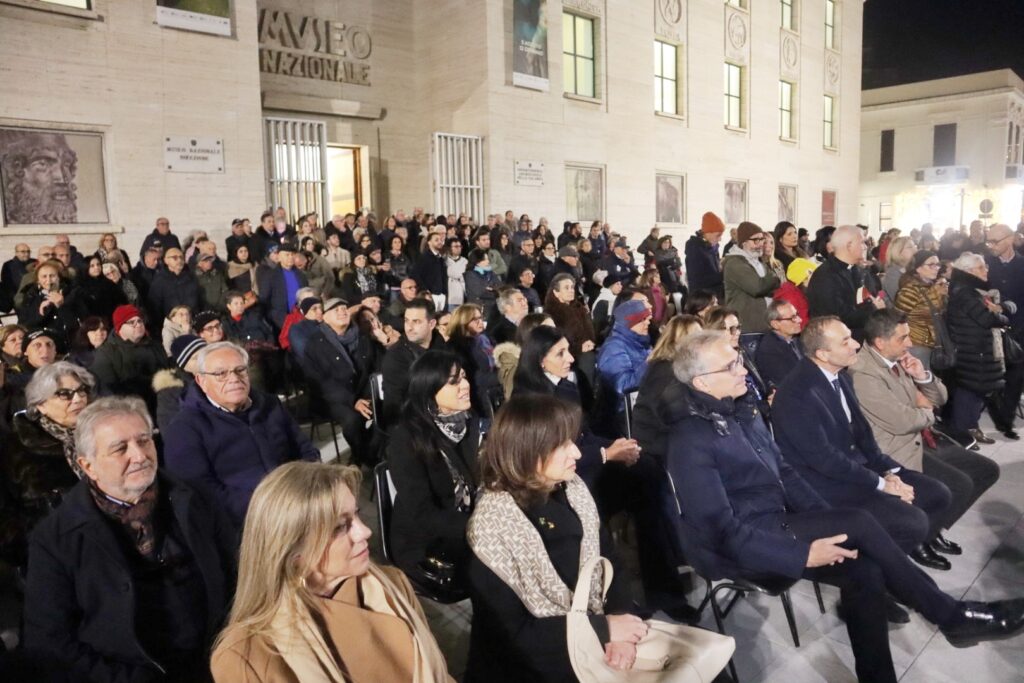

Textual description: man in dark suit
[754,299,804,388]
[381,298,445,425]
[773,316,954,570]
[666,330,1024,683]
[488,286,528,345]
[806,225,885,341]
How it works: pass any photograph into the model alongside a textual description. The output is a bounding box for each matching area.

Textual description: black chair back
[373,461,397,564]
[623,387,640,438]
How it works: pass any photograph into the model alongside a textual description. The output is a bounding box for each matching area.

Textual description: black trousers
[328,401,371,464]
[787,508,959,683]
[922,441,1000,531]
[829,469,952,553]
[988,331,1023,431]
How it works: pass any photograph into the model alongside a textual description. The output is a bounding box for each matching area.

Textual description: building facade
[859,69,1024,233]
[0,0,864,255]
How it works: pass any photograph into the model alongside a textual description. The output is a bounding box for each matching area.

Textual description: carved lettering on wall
[654,0,686,43]
[257,7,372,86]
[563,0,604,18]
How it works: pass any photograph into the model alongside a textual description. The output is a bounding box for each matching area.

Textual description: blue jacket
[259,266,308,330]
[163,385,319,525]
[666,385,827,580]
[684,233,723,295]
[753,331,803,389]
[772,358,900,502]
[596,325,651,413]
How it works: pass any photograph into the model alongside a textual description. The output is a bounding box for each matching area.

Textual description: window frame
[825,0,837,50]
[879,129,895,172]
[724,62,745,130]
[779,80,795,140]
[654,40,681,117]
[563,11,597,99]
[932,123,957,167]
[823,95,836,149]
[781,0,795,30]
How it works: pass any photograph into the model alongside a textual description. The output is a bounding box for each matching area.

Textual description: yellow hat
[787,257,818,285]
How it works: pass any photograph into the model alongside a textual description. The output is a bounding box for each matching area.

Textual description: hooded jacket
[595,324,651,414]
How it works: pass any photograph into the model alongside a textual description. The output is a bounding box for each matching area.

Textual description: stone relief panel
[654,0,686,43]
[824,48,841,96]
[780,28,800,82]
[724,5,749,66]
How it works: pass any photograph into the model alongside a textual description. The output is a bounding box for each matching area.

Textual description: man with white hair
[807,224,885,341]
[984,223,1024,440]
[24,396,235,682]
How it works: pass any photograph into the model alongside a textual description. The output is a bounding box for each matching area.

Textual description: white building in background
[1,0,864,256]
[859,69,1024,234]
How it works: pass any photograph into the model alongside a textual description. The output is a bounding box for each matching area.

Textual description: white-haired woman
[945,252,1011,447]
[1,361,93,567]
[212,461,454,683]
[882,236,917,302]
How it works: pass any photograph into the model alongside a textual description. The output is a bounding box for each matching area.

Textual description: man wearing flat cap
[259,242,308,332]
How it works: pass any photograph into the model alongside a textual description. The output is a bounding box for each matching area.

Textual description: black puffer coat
[946,267,1008,395]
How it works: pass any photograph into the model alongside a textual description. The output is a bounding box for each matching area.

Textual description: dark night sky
[862,0,1024,89]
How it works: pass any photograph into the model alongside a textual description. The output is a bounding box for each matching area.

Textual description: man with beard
[0,130,78,224]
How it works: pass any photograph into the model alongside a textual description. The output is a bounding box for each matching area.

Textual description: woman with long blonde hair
[212,461,453,683]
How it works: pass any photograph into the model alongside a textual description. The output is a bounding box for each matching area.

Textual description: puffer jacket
[946,268,1008,395]
[595,324,651,414]
[894,273,946,348]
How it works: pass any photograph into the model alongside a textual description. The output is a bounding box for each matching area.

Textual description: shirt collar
[869,346,897,370]
[545,371,562,386]
[999,251,1016,264]
[206,394,253,414]
[818,365,841,384]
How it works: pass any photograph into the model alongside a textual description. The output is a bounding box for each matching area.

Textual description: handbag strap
[571,555,613,614]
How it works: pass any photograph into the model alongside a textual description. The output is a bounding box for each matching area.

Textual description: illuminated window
[654,41,680,115]
[825,0,836,49]
[725,0,747,8]
[779,81,795,139]
[823,95,835,148]
[563,13,595,98]
[41,0,90,7]
[724,63,744,129]
[781,0,794,30]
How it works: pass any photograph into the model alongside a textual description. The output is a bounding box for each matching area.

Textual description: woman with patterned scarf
[388,350,480,599]
[465,394,647,682]
[1,361,92,568]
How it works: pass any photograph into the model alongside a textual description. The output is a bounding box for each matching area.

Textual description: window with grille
[823,95,836,148]
[724,63,744,128]
[432,133,484,223]
[779,81,795,139]
[781,0,795,29]
[825,0,837,49]
[264,118,327,222]
[563,13,595,98]
[654,41,679,115]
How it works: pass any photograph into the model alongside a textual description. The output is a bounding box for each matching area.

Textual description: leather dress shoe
[941,598,1024,647]
[1002,429,1020,441]
[969,429,995,445]
[910,544,951,570]
[885,596,910,624]
[931,533,963,556]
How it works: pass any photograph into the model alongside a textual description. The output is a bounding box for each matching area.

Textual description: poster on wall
[0,127,109,226]
[822,189,837,226]
[513,0,549,91]
[724,179,747,224]
[566,165,603,222]
[656,174,684,224]
[778,184,797,223]
[156,0,232,37]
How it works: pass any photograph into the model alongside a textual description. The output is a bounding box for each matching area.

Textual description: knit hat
[786,257,819,286]
[112,304,143,332]
[558,245,579,259]
[323,297,349,314]
[701,212,726,235]
[613,299,652,329]
[277,243,297,253]
[192,310,221,333]
[22,328,57,353]
[299,297,323,316]
[736,221,764,245]
[170,334,206,370]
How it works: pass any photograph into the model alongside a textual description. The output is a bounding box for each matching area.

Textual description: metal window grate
[432,133,484,221]
[264,117,328,222]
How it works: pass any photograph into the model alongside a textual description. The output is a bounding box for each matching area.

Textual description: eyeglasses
[985,235,1010,247]
[200,366,249,382]
[53,386,90,401]
[921,261,941,268]
[749,236,766,243]
[776,315,802,322]
[202,321,223,332]
[694,358,745,378]
[123,318,145,327]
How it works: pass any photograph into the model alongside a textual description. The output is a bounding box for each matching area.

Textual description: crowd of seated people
[1,210,1023,682]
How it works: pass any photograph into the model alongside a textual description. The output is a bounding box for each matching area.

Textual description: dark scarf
[38,414,85,479]
[433,409,470,443]
[87,479,161,561]
[432,410,473,511]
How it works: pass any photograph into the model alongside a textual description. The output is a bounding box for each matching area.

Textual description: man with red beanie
[90,304,169,410]
[685,211,726,299]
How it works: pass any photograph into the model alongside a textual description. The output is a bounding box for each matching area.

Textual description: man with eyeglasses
[164,341,318,526]
[722,221,780,333]
[754,299,805,388]
[2,243,36,310]
[146,247,202,333]
[192,310,226,344]
[666,330,1024,683]
[984,223,1024,440]
[90,304,169,411]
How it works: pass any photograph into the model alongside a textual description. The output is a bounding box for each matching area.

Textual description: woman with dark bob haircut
[464,394,644,682]
[387,349,480,596]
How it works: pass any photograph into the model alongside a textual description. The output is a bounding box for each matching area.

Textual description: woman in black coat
[72,255,127,324]
[16,261,78,341]
[387,350,480,596]
[945,254,1010,443]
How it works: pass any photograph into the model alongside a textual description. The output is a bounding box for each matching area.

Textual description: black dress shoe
[969,429,996,445]
[931,533,963,556]
[886,596,911,624]
[1002,429,1020,441]
[941,598,1024,647]
[910,544,951,570]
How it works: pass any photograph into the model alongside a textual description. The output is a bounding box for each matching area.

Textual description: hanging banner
[512,0,549,91]
[156,1,232,37]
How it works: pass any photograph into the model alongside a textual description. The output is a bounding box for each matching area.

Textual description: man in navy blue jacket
[773,316,954,570]
[753,299,804,388]
[666,330,1024,683]
[984,223,1024,439]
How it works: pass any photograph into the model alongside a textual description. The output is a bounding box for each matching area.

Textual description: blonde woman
[212,461,454,683]
[882,236,917,302]
[162,305,192,355]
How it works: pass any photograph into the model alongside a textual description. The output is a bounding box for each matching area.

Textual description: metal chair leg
[709,585,739,683]
[813,581,825,614]
[329,421,341,460]
[780,589,800,647]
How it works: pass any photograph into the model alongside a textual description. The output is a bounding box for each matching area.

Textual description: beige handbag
[567,556,735,683]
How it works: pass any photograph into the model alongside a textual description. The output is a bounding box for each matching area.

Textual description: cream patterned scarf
[467,475,605,618]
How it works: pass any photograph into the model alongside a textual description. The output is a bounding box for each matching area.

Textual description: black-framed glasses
[53,386,90,401]
[921,260,941,268]
[776,315,802,322]
[202,321,223,331]
[200,366,249,381]
[985,235,1010,247]
[694,358,745,378]
[748,236,766,243]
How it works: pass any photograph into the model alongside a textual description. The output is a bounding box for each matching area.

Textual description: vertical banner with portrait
[655,173,684,225]
[513,0,549,91]
[156,1,232,37]
[565,165,603,223]
[0,127,109,226]
[778,184,797,223]
[724,179,747,224]
[821,190,837,226]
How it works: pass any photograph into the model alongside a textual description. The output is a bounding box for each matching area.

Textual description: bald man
[806,224,886,341]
